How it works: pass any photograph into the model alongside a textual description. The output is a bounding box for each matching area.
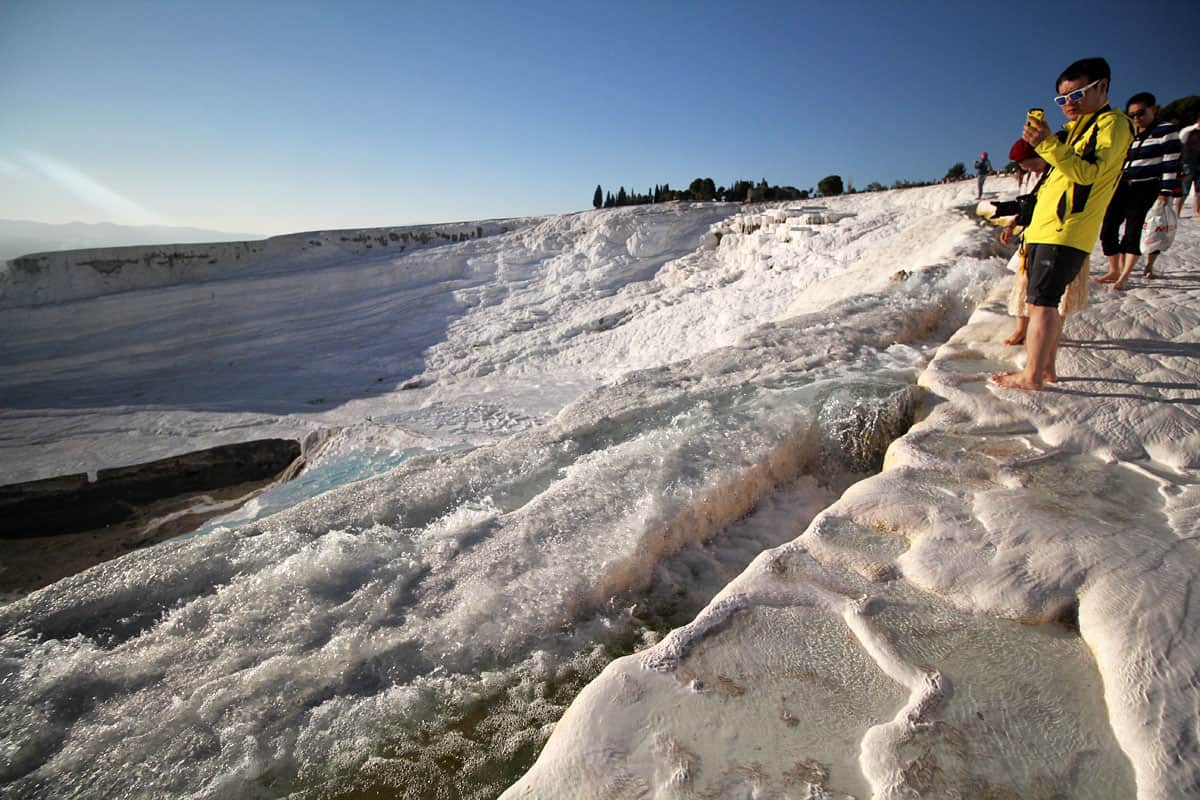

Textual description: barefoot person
[990,145,1087,349]
[992,57,1133,391]
[1093,93,1181,287]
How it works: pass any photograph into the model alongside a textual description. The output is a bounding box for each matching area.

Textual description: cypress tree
[593,184,603,208]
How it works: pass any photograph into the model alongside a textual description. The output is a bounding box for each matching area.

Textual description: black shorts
[1026,244,1088,307]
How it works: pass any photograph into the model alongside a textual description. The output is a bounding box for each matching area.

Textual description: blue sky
[1,0,1196,236]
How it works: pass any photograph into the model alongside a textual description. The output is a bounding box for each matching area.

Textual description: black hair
[1057,57,1111,90]
[1127,92,1156,109]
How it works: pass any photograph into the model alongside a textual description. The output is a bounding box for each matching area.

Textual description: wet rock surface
[0,439,302,596]
[1,438,301,540]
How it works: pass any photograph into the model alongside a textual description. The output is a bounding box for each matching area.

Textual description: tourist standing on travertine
[1178,121,1200,219]
[974,152,993,198]
[1094,92,1181,287]
[991,57,1133,392]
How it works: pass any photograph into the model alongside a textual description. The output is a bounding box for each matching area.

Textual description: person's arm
[1159,127,1182,198]
[1032,113,1131,187]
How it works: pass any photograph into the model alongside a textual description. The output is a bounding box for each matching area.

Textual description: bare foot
[1094,272,1119,284]
[1110,281,1128,291]
[1044,370,1057,383]
[990,371,1043,391]
[1003,331,1026,346]
[1143,270,1154,279]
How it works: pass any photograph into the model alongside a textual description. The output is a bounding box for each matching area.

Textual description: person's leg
[1038,306,1064,382]
[1144,250,1160,277]
[1005,263,1030,345]
[992,244,1084,390]
[1096,254,1122,283]
[1111,185,1159,290]
[1005,315,1029,346]
[993,305,1056,389]
[1112,252,1141,289]
[1096,183,1127,282]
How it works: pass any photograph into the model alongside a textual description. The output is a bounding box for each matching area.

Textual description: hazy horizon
[0,217,266,262]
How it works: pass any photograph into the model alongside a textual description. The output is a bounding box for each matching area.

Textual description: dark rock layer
[1,439,301,539]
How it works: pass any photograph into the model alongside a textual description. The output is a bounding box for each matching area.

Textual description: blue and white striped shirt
[1124,121,1181,196]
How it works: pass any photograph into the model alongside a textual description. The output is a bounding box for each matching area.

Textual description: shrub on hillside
[817,175,844,196]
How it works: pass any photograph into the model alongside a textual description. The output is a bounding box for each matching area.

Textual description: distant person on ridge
[991,57,1133,392]
[974,152,993,197]
[1093,92,1181,287]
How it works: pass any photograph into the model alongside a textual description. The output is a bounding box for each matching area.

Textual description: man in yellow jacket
[992,57,1133,391]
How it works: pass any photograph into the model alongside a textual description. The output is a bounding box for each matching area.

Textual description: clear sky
[1,0,1196,236]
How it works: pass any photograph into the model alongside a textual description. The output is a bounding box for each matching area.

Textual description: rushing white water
[13,180,1180,799]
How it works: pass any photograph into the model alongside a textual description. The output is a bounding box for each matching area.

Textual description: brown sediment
[0,439,302,596]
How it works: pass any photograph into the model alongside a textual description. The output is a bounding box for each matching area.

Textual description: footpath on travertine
[503,220,1200,799]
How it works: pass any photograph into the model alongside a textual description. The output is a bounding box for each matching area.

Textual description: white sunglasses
[1054,79,1102,107]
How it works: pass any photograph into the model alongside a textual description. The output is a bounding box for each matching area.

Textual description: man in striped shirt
[1094,92,1181,287]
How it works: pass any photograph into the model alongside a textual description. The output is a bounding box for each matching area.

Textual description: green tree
[688,177,717,201]
[817,175,844,196]
[864,181,886,192]
[945,162,966,180]
[593,184,603,208]
[1161,95,1200,126]
[728,180,753,202]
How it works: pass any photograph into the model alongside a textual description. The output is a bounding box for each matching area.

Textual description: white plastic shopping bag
[1141,199,1178,254]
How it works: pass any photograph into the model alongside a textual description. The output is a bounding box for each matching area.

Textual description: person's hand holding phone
[1024,107,1050,147]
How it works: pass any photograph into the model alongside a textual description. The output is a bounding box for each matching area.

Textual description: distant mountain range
[0,219,265,262]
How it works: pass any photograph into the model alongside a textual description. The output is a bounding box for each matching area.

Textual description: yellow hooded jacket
[1025,106,1134,252]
